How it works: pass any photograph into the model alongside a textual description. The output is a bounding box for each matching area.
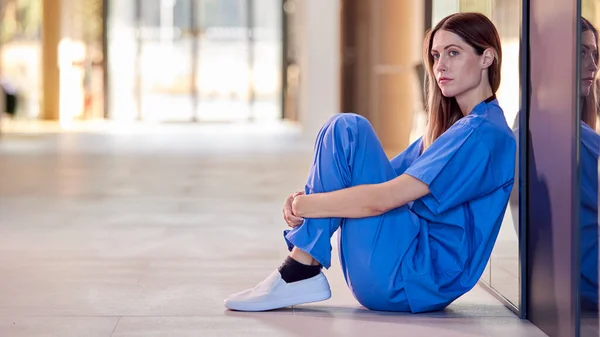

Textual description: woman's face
[581,30,598,97]
[430,30,490,98]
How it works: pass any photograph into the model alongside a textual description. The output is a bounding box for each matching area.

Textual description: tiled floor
[0,122,548,336]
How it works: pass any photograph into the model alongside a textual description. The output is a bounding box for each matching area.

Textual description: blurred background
[0,0,284,124]
[0,0,521,149]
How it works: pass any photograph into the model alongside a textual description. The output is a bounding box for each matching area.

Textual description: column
[297,0,341,141]
[41,0,61,120]
[370,0,423,155]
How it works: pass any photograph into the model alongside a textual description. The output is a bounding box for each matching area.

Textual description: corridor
[0,123,546,336]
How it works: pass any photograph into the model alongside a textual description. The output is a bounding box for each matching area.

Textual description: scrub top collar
[468,94,498,116]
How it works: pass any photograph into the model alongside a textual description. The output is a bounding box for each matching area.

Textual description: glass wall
[107,0,283,123]
[248,0,282,121]
[61,0,105,122]
[138,0,195,122]
[432,0,523,312]
[196,0,248,122]
[106,0,137,121]
[0,0,104,123]
[0,0,42,120]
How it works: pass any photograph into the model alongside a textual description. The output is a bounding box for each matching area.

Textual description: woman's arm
[291,174,430,218]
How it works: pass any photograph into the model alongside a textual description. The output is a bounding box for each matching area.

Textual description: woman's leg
[283,113,420,311]
[283,113,399,268]
[225,113,420,312]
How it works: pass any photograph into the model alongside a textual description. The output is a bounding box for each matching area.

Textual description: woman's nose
[434,58,447,73]
[590,59,598,72]
[585,54,598,72]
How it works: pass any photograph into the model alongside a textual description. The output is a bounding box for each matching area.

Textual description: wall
[296,0,341,141]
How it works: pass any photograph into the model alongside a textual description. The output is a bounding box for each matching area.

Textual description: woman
[224,12,516,313]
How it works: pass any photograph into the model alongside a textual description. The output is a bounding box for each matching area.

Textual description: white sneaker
[224,270,332,311]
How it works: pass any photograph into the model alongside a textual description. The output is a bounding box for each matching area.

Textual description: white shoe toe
[224,270,331,312]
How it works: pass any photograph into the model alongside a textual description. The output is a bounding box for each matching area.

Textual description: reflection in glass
[580,17,599,315]
[579,9,600,335]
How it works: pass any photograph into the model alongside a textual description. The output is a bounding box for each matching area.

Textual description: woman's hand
[283,191,305,228]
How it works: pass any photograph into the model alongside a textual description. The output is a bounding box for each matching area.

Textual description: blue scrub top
[389,97,516,313]
[580,121,599,310]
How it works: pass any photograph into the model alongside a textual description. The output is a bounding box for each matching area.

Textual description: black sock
[278,256,322,283]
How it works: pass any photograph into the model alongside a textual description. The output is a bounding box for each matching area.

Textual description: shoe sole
[225,289,332,312]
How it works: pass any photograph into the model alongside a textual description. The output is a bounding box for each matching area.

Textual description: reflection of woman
[579,17,599,312]
[509,18,600,311]
[224,13,516,313]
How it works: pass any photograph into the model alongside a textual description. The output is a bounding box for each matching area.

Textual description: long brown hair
[422,13,502,149]
[582,17,599,129]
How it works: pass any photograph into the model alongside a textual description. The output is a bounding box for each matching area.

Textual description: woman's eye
[432,53,440,60]
[449,50,459,56]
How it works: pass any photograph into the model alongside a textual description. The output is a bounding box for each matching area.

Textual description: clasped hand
[283,191,304,228]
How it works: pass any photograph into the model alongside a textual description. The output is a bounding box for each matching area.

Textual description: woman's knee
[325,113,369,127]
[321,113,373,140]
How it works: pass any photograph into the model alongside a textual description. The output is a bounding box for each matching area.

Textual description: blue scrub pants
[284,113,420,311]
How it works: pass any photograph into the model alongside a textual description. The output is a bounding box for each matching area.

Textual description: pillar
[340,0,424,156]
[370,0,423,155]
[41,0,61,120]
[297,0,341,141]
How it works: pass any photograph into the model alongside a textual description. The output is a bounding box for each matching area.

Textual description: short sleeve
[404,123,497,214]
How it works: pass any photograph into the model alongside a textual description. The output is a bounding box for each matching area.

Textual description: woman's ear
[482,48,495,68]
